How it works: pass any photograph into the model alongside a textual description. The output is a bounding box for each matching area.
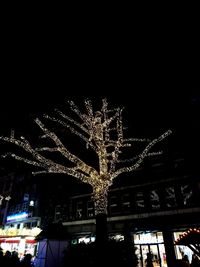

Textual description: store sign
[0,227,41,237]
[6,212,28,222]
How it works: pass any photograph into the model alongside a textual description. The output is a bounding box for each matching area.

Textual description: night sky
[0,90,199,165]
[0,87,199,131]
[0,17,199,175]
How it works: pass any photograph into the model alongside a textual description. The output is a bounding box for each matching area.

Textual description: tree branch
[54,109,89,134]
[85,99,94,117]
[68,100,86,122]
[2,153,43,167]
[44,115,96,151]
[35,118,98,177]
[111,130,172,179]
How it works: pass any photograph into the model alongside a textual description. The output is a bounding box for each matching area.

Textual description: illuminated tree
[0,99,171,243]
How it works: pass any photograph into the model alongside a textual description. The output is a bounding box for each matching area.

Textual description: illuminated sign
[0,226,41,237]
[6,212,28,222]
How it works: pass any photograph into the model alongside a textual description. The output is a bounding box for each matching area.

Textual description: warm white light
[0,99,171,215]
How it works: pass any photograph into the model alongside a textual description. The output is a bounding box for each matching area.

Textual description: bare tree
[0,98,171,243]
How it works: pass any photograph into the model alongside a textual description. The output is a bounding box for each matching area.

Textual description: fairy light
[0,98,171,215]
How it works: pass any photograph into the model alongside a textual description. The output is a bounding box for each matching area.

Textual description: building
[0,129,199,266]
[53,155,200,267]
[0,172,41,258]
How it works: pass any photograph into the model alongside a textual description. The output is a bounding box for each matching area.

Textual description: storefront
[174,228,200,265]
[0,228,41,258]
[0,236,38,258]
[0,211,41,259]
[134,232,167,267]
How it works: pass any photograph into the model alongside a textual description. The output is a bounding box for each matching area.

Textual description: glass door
[138,244,167,267]
[149,244,160,266]
[141,245,149,267]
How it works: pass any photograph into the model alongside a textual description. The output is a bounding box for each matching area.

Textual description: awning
[0,238,37,244]
[175,228,200,257]
[26,239,37,244]
[3,239,20,243]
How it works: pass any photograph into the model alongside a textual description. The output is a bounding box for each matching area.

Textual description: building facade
[0,155,199,266]
[53,156,200,267]
[0,172,41,258]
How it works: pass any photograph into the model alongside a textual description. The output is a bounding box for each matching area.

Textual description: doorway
[135,243,167,267]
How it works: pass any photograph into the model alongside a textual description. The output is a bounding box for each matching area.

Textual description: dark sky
[0,89,198,129]
[0,90,199,178]
[0,90,199,152]
[0,16,199,176]
[0,19,199,127]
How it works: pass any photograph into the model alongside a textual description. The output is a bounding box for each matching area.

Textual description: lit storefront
[173,229,200,264]
[0,211,41,258]
[134,232,167,267]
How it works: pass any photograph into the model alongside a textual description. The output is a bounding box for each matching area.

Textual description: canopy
[175,228,200,257]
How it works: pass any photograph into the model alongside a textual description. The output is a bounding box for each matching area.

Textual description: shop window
[134,232,167,267]
[174,231,193,263]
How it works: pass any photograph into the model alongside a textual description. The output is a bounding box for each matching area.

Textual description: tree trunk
[95,213,108,266]
[93,186,108,245]
[93,185,109,265]
[95,213,108,245]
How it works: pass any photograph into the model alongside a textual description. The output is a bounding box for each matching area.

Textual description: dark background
[0,12,199,175]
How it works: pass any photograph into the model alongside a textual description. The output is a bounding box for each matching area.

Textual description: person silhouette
[146,252,153,267]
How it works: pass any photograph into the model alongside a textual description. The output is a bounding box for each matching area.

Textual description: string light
[176,228,200,242]
[175,228,200,250]
[0,99,172,215]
